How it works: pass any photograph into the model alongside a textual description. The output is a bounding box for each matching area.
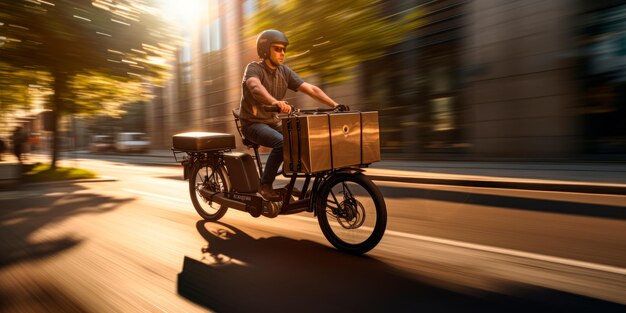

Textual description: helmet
[256,30,289,59]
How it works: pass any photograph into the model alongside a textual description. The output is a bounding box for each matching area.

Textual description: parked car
[89,135,115,153]
[115,132,150,153]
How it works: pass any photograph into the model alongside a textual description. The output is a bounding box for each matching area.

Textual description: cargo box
[172,132,236,151]
[282,111,381,174]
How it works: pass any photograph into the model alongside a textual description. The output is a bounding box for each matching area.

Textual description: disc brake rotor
[336,198,366,229]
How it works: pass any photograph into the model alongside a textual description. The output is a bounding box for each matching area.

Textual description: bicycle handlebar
[262,103,350,114]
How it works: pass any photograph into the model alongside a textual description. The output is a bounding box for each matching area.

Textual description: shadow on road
[177,220,622,313]
[0,184,132,269]
[378,185,626,220]
[0,279,92,313]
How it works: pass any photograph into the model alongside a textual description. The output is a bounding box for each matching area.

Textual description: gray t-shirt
[239,61,304,128]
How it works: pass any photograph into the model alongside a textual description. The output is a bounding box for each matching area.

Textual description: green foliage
[246,0,422,85]
[0,0,175,79]
[0,0,177,166]
[0,0,176,114]
[0,62,51,113]
[22,163,97,182]
[68,72,152,117]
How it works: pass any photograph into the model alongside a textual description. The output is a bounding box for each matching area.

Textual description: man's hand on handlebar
[272,100,292,113]
[334,104,350,112]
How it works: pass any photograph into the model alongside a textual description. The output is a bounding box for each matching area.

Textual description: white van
[115,132,150,153]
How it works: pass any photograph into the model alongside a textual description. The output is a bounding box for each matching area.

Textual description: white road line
[123,188,189,204]
[86,161,178,173]
[121,190,626,276]
[122,189,194,214]
[383,229,626,275]
[285,215,626,276]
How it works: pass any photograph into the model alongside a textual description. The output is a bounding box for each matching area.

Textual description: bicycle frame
[174,146,367,217]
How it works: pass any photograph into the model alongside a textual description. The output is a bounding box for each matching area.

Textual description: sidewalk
[3,149,626,195]
[147,149,626,195]
[365,161,626,195]
[0,154,20,187]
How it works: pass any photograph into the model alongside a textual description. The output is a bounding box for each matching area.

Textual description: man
[0,137,5,161]
[11,126,25,163]
[239,29,347,201]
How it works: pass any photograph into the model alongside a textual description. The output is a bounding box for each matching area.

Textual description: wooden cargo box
[282,111,380,173]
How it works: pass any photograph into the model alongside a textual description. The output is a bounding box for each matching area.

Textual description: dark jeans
[243,123,283,186]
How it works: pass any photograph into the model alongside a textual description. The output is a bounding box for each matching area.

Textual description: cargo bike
[172,106,386,254]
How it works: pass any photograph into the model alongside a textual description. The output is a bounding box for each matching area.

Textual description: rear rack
[171,148,229,163]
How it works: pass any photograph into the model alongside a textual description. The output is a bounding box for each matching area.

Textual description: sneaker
[259,184,282,201]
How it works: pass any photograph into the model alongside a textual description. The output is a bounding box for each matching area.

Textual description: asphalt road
[0,156,624,312]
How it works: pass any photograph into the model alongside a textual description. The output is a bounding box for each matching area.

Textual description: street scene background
[1,0,625,312]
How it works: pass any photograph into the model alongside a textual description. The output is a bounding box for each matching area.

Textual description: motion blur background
[1,0,625,161]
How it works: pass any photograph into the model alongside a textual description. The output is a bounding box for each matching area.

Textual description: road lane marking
[122,188,194,214]
[82,160,179,173]
[285,215,626,275]
[123,188,189,204]
[120,190,626,276]
[383,229,626,275]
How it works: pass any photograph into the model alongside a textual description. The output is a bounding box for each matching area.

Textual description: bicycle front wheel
[317,172,387,254]
[189,162,229,221]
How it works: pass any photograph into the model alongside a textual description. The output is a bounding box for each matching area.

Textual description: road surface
[0,155,624,312]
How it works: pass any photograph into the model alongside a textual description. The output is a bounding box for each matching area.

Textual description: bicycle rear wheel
[189,162,229,221]
[317,172,387,254]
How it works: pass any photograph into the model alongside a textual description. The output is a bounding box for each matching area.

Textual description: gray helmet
[256,30,288,59]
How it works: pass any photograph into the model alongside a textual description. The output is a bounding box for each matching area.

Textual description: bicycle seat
[232,109,259,149]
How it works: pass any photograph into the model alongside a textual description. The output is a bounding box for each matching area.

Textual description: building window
[243,0,257,17]
[180,35,192,64]
[431,97,454,131]
[202,19,222,53]
[579,3,626,154]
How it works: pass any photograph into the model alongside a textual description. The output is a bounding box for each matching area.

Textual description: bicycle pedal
[261,201,281,218]
[248,205,262,218]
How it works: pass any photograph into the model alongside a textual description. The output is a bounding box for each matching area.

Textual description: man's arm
[297,82,338,108]
[246,77,291,113]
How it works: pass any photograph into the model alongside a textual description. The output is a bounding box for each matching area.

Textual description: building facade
[152,0,626,160]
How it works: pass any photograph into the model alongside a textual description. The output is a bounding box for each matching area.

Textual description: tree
[68,71,153,117]
[0,0,175,167]
[246,0,422,85]
[0,62,51,137]
[0,62,42,113]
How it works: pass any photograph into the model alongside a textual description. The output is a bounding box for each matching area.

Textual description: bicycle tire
[316,172,387,254]
[189,162,229,221]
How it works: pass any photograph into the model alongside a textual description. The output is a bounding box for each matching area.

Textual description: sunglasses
[272,46,287,53]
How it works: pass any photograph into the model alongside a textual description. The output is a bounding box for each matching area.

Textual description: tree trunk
[51,70,67,169]
[50,109,59,169]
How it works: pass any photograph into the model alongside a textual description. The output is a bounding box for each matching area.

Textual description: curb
[151,162,626,195]
[367,175,626,195]
[28,176,118,186]
[51,153,626,195]
[0,176,118,189]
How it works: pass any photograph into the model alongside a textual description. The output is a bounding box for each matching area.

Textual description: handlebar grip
[334,104,350,112]
[262,105,281,112]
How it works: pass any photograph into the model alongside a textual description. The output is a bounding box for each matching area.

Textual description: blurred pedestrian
[29,133,40,151]
[0,137,5,161]
[239,29,346,201]
[10,126,26,163]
